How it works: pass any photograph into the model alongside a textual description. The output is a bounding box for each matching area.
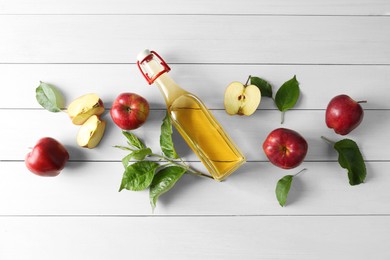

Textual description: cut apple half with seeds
[224,81,261,116]
[67,93,105,125]
[77,115,106,149]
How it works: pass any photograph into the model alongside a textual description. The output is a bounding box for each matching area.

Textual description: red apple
[110,93,150,130]
[325,94,365,135]
[263,128,308,169]
[25,137,70,177]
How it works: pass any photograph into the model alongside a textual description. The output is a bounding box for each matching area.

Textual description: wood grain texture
[1,64,389,109]
[1,109,388,161]
[1,216,389,260]
[1,161,389,215]
[1,15,389,64]
[0,0,389,15]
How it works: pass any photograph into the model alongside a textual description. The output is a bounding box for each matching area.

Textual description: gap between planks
[1,214,390,217]
[0,13,390,17]
[1,62,390,66]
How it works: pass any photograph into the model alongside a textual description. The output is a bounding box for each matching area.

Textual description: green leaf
[149,166,186,210]
[275,175,294,207]
[122,148,152,167]
[250,76,273,97]
[274,75,300,112]
[35,82,64,112]
[114,145,133,151]
[122,153,133,168]
[334,139,366,186]
[160,112,179,159]
[131,148,152,160]
[122,131,146,149]
[119,161,159,191]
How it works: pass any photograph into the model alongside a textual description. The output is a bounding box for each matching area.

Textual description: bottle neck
[144,59,187,106]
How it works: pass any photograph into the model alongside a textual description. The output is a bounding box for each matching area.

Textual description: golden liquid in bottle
[139,51,245,181]
[169,94,245,181]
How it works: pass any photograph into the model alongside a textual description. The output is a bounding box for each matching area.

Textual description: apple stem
[244,75,251,87]
[357,100,367,104]
[321,136,335,145]
[294,168,307,177]
[281,111,285,124]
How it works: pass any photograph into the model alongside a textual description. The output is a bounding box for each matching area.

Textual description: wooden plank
[0,216,389,260]
[1,64,388,110]
[1,109,388,161]
[1,161,389,215]
[0,0,389,15]
[1,16,389,64]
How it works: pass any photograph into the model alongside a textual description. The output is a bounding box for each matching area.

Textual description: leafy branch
[115,112,212,211]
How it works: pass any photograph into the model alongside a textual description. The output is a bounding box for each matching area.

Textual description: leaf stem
[150,153,178,162]
[186,168,214,179]
[294,168,307,177]
[281,111,285,124]
[150,153,213,180]
[321,136,335,145]
[113,145,134,151]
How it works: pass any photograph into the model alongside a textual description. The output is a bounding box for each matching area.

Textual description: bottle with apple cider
[137,50,245,181]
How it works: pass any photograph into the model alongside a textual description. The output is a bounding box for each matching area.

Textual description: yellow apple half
[224,82,261,116]
[67,93,105,125]
[77,115,106,149]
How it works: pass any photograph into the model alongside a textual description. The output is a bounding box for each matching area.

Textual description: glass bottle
[137,50,245,181]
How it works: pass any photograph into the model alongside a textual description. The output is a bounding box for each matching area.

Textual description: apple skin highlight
[325,94,365,136]
[25,137,69,177]
[263,128,308,169]
[110,92,150,130]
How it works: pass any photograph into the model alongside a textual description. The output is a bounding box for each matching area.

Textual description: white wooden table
[1,1,390,259]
